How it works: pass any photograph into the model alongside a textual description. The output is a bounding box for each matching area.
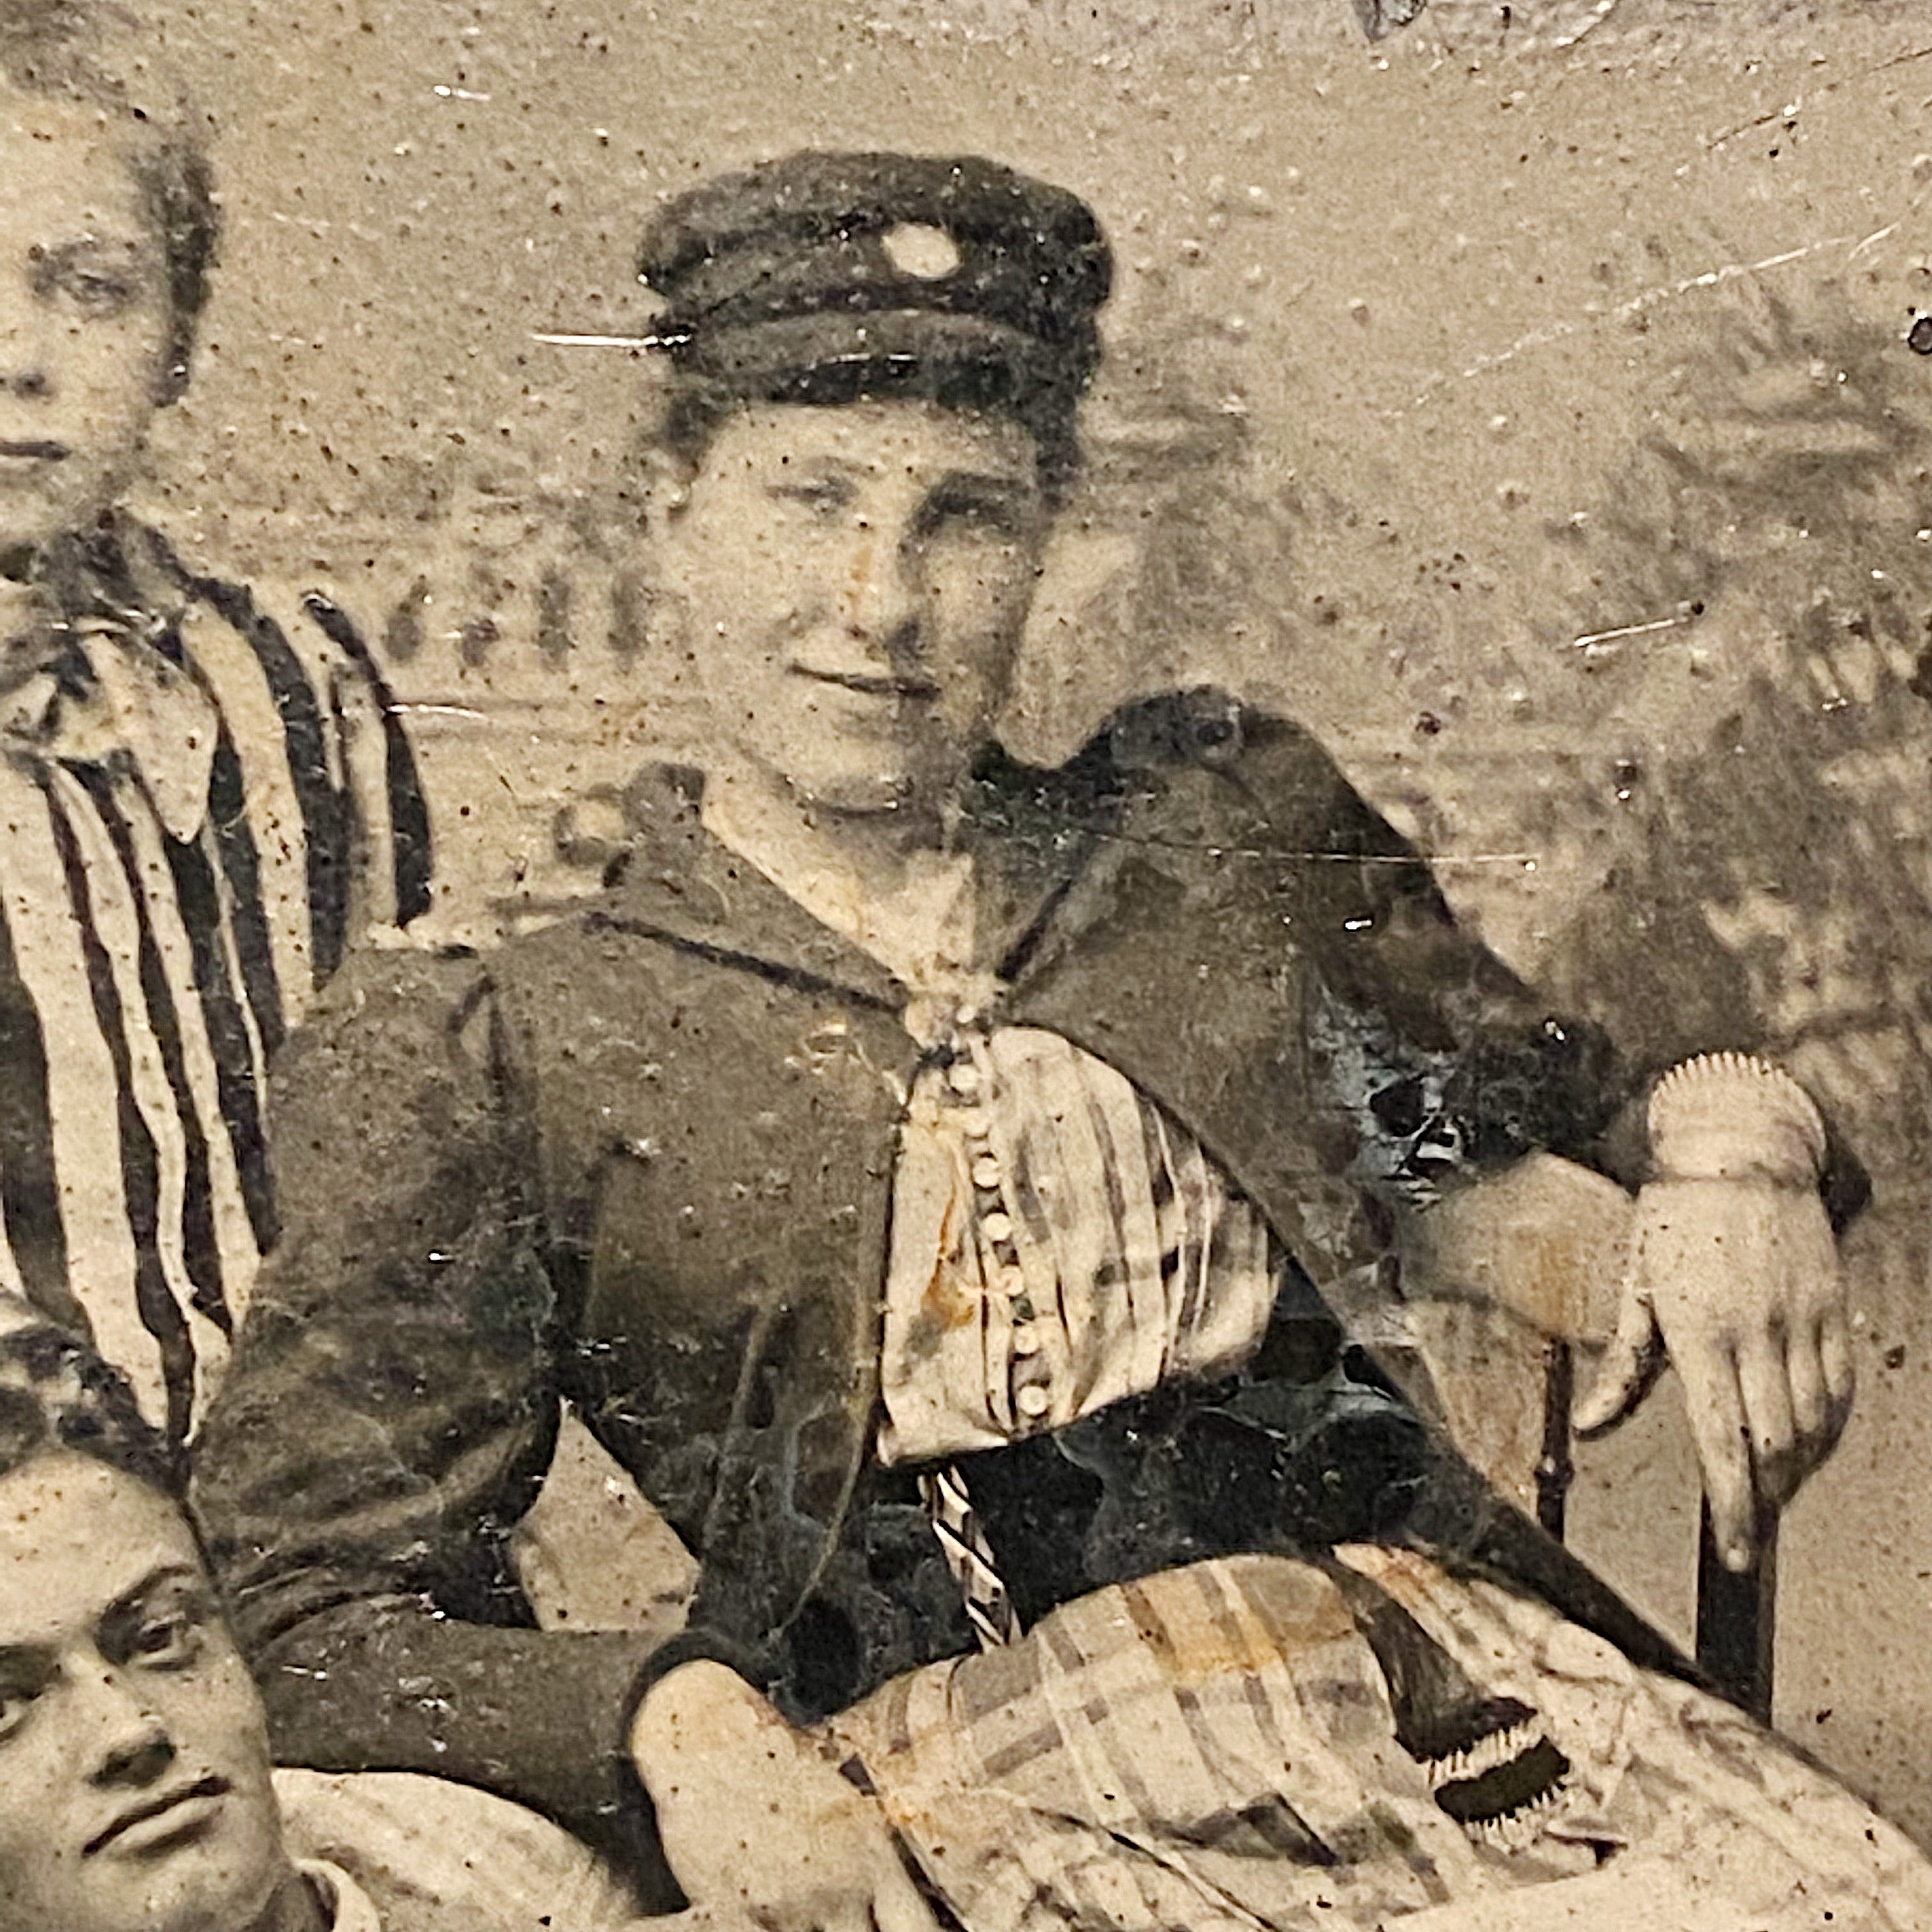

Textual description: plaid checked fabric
[825,1551,1932,1932]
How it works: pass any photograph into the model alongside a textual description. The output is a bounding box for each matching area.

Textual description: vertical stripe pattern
[0,543,431,1440]
[880,1025,1280,1467]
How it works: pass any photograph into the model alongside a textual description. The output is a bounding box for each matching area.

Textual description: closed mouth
[0,442,68,462]
[86,1775,229,1856]
[788,664,940,701]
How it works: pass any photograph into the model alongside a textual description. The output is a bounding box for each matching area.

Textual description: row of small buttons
[944,1036,1051,1412]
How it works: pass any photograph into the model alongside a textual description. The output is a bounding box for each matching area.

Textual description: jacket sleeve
[1161,698,1860,1213]
[1181,702,1634,1197]
[191,948,677,1895]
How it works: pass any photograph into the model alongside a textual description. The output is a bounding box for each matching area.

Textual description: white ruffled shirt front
[702,776,1282,1466]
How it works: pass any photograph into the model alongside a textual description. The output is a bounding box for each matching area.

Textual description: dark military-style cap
[637,151,1113,413]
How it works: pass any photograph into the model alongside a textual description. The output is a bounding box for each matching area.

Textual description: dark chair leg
[1536,1338,1574,1538]
[1542,1335,1777,1719]
[1696,1499,1778,1719]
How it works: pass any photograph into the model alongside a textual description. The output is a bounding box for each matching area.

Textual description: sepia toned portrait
[0,0,1930,1925]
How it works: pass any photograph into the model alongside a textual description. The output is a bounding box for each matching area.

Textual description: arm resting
[253,1600,680,1903]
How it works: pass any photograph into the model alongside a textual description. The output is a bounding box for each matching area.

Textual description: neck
[709,760,964,892]
[243,1864,332,1932]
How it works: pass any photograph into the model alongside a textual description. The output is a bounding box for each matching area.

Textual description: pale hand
[1573,1176,1852,1569]
[630,1660,942,1932]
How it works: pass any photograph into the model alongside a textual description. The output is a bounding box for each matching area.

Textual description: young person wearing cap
[0,0,431,1452]
[0,1297,671,1932]
[197,152,1875,1920]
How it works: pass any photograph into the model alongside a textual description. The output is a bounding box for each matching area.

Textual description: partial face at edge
[0,91,173,560]
[652,399,1050,818]
[0,1452,289,1932]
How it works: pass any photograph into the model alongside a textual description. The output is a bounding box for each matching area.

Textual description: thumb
[1572,1273,1664,1437]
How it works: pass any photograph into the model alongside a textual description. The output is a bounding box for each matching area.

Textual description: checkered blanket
[826,1551,1931,1931]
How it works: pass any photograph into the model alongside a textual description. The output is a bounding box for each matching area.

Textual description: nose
[78,1667,177,1790]
[836,519,923,661]
[0,282,52,400]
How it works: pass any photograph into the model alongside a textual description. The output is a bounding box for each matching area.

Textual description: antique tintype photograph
[0,0,1930,1926]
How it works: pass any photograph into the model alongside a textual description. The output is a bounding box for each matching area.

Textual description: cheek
[0,1753,88,1923]
[926,553,1030,669]
[158,1657,273,1777]
[666,519,806,637]
[59,320,170,429]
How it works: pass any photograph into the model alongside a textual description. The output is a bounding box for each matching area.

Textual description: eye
[921,484,1032,543]
[28,244,151,318]
[0,1686,37,1746]
[60,270,140,314]
[768,477,854,518]
[127,1604,206,1670]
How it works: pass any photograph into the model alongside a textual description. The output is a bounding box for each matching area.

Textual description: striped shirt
[0,526,429,1443]
[880,1025,1281,1466]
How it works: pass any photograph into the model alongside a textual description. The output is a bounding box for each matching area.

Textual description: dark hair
[650,360,1085,505]
[0,1,220,402]
[0,1315,180,1500]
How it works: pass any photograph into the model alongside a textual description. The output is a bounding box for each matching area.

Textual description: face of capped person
[652,399,1050,822]
[0,1452,302,1932]
[0,92,172,567]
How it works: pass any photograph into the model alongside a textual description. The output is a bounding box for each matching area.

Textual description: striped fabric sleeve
[141,530,433,993]
[297,590,434,940]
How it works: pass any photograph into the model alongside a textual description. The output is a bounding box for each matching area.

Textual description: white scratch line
[1706,42,1932,151]
[1407,235,1853,410]
[433,84,491,101]
[1851,220,1901,260]
[1572,614,1684,652]
[397,703,491,721]
[532,332,661,348]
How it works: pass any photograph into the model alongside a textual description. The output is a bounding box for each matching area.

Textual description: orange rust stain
[1123,1571,1355,1689]
[920,1190,980,1333]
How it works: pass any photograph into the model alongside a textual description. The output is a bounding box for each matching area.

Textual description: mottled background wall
[111,0,1932,1841]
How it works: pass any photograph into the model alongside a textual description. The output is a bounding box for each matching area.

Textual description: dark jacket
[193,690,1775,1887]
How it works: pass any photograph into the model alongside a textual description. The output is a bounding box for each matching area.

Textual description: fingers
[1784,1321,1832,1457]
[1572,1283,1665,1438]
[1675,1335,1755,1572]
[1821,1308,1856,1436]
[1735,1330,1800,1509]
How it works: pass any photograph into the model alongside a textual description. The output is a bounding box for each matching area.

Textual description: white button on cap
[1013,1326,1042,1356]
[972,1154,1002,1190]
[947,1060,981,1097]
[999,1267,1027,1300]
[981,1211,1013,1243]
[1016,1384,1050,1417]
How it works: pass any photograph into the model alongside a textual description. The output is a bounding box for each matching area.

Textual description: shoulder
[274,1768,643,1931]
[1059,686,1378,848]
[275,944,498,1094]
[130,523,386,719]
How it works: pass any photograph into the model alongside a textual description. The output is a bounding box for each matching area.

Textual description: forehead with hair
[652,376,1075,504]
[0,60,172,193]
[0,12,218,396]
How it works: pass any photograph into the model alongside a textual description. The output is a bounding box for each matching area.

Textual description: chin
[132,1853,285,1932]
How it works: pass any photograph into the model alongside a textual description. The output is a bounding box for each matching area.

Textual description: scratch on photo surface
[1405,234,1857,411]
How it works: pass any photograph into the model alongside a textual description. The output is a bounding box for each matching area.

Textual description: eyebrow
[0,1563,202,1686]
[102,1562,203,1626]
[0,1646,54,1696]
[32,236,152,262]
